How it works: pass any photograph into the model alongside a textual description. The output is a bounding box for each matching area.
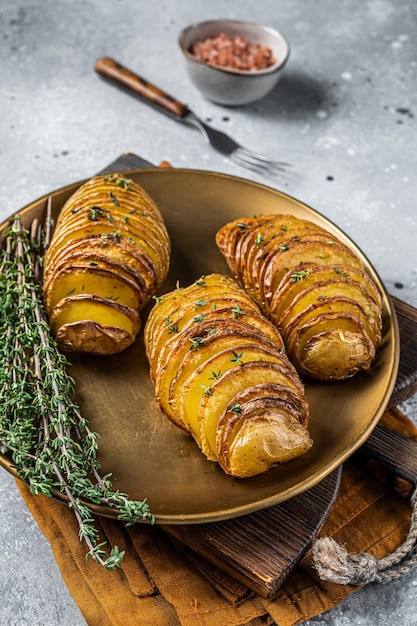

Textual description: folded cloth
[16,407,415,626]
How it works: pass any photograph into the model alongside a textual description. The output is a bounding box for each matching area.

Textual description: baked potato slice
[46,217,169,280]
[245,232,330,305]
[144,274,260,348]
[179,344,289,448]
[222,215,330,304]
[286,312,375,379]
[150,307,285,385]
[57,173,165,223]
[51,236,157,296]
[219,215,297,275]
[277,277,382,344]
[45,226,162,284]
[146,275,284,380]
[217,399,312,477]
[44,208,157,261]
[52,240,159,302]
[164,324,282,431]
[271,264,381,327]
[223,381,310,427]
[43,174,170,355]
[44,265,143,311]
[216,215,383,380]
[262,240,364,308]
[155,328,241,431]
[270,263,381,322]
[282,296,380,349]
[43,247,147,303]
[147,296,264,373]
[50,294,141,355]
[45,206,170,256]
[144,273,311,477]
[214,217,261,272]
[197,360,309,462]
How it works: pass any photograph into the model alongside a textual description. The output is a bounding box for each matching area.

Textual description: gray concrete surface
[0,0,416,624]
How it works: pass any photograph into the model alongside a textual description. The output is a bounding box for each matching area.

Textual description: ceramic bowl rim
[178,19,290,78]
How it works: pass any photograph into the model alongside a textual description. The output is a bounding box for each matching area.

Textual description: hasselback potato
[43,174,170,355]
[144,273,312,478]
[216,214,383,381]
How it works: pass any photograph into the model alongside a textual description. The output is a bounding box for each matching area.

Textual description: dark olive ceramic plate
[0,168,399,524]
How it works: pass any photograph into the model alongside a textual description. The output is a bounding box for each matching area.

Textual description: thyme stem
[0,216,154,570]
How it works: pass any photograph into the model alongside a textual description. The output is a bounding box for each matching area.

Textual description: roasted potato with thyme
[144,273,312,478]
[216,214,382,380]
[43,174,170,355]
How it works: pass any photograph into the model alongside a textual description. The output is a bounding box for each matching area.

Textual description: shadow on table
[251,69,337,121]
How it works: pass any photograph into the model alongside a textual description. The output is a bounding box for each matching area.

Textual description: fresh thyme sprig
[0,216,154,570]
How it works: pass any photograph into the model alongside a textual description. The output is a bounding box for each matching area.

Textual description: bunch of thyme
[0,216,154,570]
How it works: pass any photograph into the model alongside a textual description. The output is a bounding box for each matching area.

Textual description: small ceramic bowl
[178,19,290,106]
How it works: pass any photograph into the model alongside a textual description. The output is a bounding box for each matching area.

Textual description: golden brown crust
[43,174,170,355]
[216,215,383,380]
[144,273,312,478]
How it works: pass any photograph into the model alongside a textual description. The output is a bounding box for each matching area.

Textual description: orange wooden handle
[95,57,189,118]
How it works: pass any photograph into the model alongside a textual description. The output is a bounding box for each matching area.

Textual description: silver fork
[95,57,290,178]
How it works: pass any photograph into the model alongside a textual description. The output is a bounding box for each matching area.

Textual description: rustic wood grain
[162,467,342,597]
[388,295,417,409]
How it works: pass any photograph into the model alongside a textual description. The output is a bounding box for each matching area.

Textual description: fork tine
[237,146,292,169]
[232,148,289,177]
[230,153,276,176]
[184,112,291,177]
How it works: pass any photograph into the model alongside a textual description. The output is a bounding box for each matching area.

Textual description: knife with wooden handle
[95,56,190,119]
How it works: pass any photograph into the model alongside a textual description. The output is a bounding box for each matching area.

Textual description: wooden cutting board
[102,152,417,599]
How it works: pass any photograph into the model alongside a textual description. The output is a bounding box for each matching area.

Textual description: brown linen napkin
[16,407,415,626]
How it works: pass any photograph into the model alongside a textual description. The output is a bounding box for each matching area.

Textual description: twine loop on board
[312,484,417,585]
